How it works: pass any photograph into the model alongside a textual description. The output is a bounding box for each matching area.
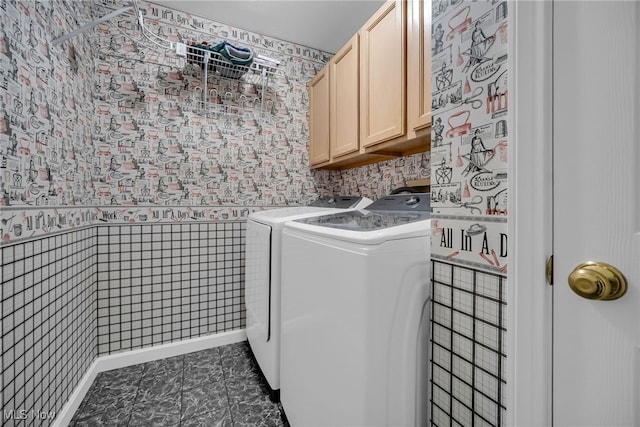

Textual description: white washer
[280,194,431,426]
[245,196,372,397]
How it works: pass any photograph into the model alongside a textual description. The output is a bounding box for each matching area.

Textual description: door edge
[507,0,554,425]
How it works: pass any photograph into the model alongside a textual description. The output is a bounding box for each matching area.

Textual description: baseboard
[91,329,247,372]
[52,359,101,427]
[53,329,247,426]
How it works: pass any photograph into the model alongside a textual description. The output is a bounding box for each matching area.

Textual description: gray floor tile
[101,364,146,385]
[127,409,181,427]
[184,347,221,367]
[180,407,233,427]
[137,376,183,401]
[137,356,184,402]
[226,376,284,427]
[226,376,267,401]
[70,364,144,424]
[140,356,184,385]
[183,348,224,389]
[181,381,228,420]
[220,342,262,380]
[75,382,139,419]
[70,341,287,427]
[130,385,182,426]
[230,399,285,427]
[71,409,132,427]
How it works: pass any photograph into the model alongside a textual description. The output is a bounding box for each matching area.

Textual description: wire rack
[182,43,279,119]
[131,0,280,120]
[51,0,281,121]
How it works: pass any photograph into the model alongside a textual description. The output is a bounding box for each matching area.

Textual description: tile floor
[70,341,287,426]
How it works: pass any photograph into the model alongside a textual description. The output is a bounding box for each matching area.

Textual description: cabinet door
[407,0,431,133]
[308,66,330,166]
[330,34,360,159]
[359,0,406,148]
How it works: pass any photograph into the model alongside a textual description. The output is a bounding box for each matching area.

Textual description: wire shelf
[53,0,280,121]
[132,0,280,120]
[185,43,278,82]
[182,43,279,119]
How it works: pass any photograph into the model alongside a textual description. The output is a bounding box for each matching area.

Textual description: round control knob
[405,196,420,206]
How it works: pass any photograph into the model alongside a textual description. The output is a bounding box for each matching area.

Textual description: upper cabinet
[360,0,406,147]
[309,0,432,170]
[308,67,330,166]
[330,34,360,160]
[407,0,432,134]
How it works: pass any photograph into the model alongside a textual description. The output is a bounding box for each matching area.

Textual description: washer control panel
[309,196,367,209]
[295,194,431,231]
[366,194,430,211]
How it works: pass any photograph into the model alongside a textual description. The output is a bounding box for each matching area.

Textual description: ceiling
[151,0,385,53]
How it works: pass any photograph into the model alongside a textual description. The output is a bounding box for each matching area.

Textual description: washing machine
[245,196,372,397]
[280,194,431,426]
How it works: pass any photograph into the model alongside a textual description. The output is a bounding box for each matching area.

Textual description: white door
[553,1,640,425]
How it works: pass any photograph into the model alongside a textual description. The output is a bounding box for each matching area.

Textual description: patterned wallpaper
[0,0,96,241]
[90,0,325,208]
[429,1,509,425]
[0,0,430,245]
[430,0,509,273]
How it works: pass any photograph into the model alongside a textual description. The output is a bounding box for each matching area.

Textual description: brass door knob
[568,261,627,300]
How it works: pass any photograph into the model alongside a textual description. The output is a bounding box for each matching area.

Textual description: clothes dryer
[245,196,372,397]
[280,194,431,426]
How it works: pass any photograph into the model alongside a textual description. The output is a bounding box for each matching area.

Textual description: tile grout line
[125,364,147,427]
[219,347,236,426]
[178,354,186,426]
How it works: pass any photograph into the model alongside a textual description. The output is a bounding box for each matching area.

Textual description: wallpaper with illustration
[431,0,509,273]
[0,0,430,245]
[430,1,509,425]
[0,0,96,241]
